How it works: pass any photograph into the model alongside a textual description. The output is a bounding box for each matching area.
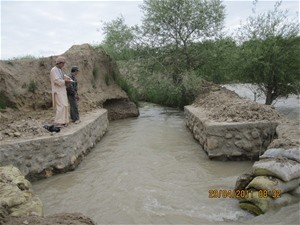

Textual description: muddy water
[33,103,299,224]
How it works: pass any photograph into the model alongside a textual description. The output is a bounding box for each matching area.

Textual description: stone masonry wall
[0,109,108,181]
[184,105,278,160]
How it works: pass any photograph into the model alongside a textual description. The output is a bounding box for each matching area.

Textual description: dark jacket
[66,74,78,97]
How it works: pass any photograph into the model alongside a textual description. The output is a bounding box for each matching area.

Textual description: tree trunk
[183,41,191,70]
[265,89,277,105]
[265,93,273,105]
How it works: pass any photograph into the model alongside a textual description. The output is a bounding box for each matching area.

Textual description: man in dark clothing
[66,66,80,123]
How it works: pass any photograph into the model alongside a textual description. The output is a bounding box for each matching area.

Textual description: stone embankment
[184,87,281,160]
[185,105,278,160]
[185,87,300,215]
[0,109,108,224]
[0,109,108,181]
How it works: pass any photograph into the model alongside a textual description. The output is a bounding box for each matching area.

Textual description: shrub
[92,67,99,80]
[28,80,37,93]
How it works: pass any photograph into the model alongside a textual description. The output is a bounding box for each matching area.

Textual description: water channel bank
[184,105,278,160]
[1,101,299,224]
[0,109,108,181]
[32,103,299,224]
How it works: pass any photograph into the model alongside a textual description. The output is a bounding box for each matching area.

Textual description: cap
[71,66,80,72]
[55,56,66,64]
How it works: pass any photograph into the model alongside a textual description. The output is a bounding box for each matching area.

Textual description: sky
[1,0,299,60]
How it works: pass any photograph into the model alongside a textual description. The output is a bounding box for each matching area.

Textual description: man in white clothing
[50,56,72,127]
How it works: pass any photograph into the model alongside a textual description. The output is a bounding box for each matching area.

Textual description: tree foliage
[190,38,239,83]
[236,1,300,105]
[140,0,225,70]
[100,16,137,60]
[98,0,299,108]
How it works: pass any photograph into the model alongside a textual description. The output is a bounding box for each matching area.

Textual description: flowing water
[33,103,299,225]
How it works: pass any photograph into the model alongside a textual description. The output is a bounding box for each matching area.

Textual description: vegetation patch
[28,80,38,94]
[97,0,299,108]
[0,91,15,109]
[92,67,99,80]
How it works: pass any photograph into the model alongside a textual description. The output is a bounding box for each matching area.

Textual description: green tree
[100,16,137,60]
[191,37,239,83]
[140,0,225,71]
[236,1,300,105]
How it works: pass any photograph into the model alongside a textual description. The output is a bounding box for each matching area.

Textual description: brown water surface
[33,103,299,224]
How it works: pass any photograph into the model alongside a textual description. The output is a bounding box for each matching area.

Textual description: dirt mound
[193,86,281,122]
[0,44,139,142]
[0,44,127,111]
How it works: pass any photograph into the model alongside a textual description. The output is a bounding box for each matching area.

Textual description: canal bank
[0,109,108,181]
[185,87,300,218]
[32,103,256,224]
[1,96,299,224]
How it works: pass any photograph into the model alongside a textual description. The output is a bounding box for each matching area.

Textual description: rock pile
[0,116,50,141]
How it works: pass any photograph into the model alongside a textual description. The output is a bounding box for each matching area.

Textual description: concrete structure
[0,109,108,181]
[184,105,279,160]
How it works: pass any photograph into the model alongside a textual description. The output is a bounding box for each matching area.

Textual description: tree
[191,37,239,83]
[236,1,300,105]
[140,0,225,71]
[100,16,137,60]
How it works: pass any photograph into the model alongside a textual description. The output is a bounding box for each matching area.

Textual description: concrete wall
[0,109,108,181]
[184,105,278,160]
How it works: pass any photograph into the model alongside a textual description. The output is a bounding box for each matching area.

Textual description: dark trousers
[67,95,79,122]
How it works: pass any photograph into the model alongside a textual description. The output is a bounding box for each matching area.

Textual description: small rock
[225,133,233,139]
[13,132,21,137]
[55,162,65,170]
[58,154,66,158]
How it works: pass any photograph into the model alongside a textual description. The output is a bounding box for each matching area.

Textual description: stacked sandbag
[235,147,300,215]
[0,165,43,220]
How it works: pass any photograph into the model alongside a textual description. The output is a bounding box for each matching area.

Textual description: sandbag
[253,158,300,182]
[269,193,295,209]
[235,173,255,190]
[239,192,296,215]
[290,186,300,197]
[238,202,264,215]
[260,148,300,163]
[246,176,300,196]
[239,191,270,213]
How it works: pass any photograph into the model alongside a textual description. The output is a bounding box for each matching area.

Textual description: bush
[116,76,139,105]
[28,80,37,93]
[0,91,15,109]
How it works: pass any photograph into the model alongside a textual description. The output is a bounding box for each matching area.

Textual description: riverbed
[33,103,299,224]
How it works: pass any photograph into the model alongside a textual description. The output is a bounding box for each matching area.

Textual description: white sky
[1,0,299,60]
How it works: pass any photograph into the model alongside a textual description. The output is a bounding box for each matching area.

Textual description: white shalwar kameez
[50,66,69,124]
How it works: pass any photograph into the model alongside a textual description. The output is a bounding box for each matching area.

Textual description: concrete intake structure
[184,105,279,160]
[0,109,108,181]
